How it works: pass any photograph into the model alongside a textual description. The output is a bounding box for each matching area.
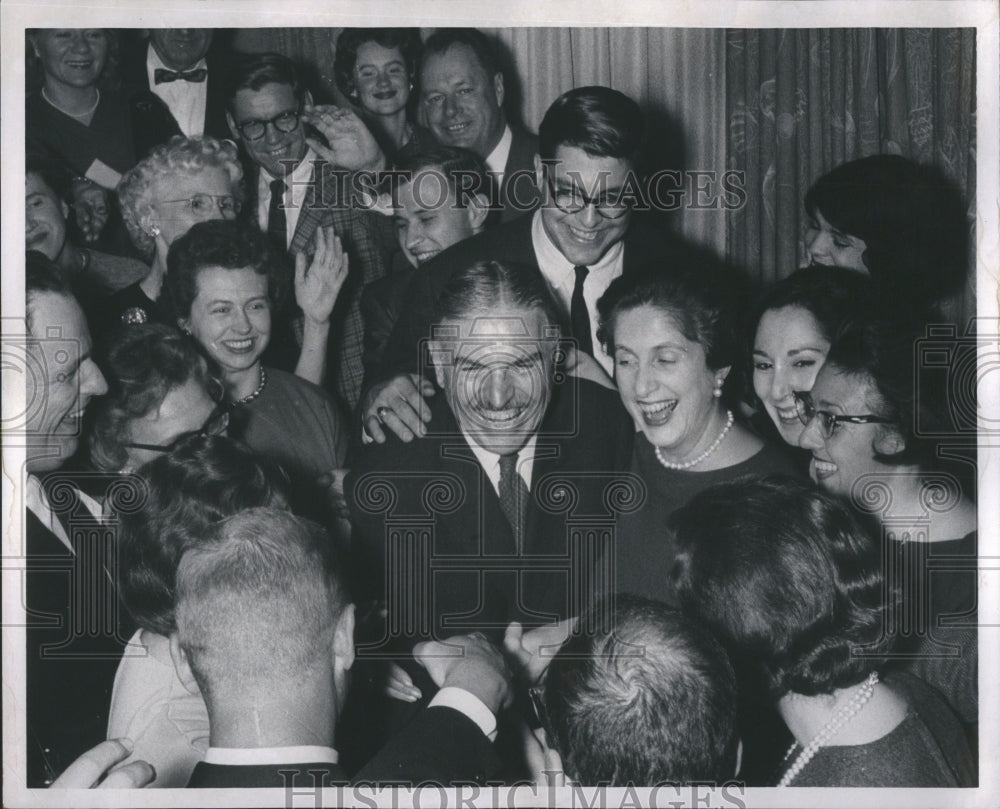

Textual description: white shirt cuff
[428,687,498,741]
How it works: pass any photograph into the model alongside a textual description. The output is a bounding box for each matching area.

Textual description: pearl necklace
[777,671,879,787]
[235,365,267,405]
[654,409,734,470]
[42,86,100,119]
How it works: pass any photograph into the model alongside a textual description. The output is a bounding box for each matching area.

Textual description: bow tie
[154,67,207,84]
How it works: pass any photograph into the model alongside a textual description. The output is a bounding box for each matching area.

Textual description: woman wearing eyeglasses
[89,324,229,474]
[111,136,243,331]
[797,315,978,730]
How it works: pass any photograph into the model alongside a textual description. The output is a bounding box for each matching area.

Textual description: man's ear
[332,603,356,674]
[874,426,906,457]
[534,153,545,194]
[429,343,447,390]
[466,193,490,233]
[168,633,201,696]
[492,72,505,110]
[304,89,315,108]
[226,110,240,141]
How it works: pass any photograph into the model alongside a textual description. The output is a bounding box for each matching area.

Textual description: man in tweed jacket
[226,52,394,412]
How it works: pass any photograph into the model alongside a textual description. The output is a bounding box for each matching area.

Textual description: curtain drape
[725,28,976,323]
[234,26,976,323]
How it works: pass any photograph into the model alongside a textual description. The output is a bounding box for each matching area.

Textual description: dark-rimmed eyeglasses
[123,401,231,454]
[792,390,893,439]
[544,168,631,220]
[235,109,301,141]
[157,193,241,217]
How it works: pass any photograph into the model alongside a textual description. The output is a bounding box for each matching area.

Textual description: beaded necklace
[654,409,734,470]
[777,671,879,786]
[235,365,268,405]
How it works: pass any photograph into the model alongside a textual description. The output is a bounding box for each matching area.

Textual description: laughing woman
[796,314,978,729]
[596,266,801,604]
[164,220,348,492]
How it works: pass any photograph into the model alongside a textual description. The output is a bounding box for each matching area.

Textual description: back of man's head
[174,507,349,705]
[542,595,739,785]
[538,86,644,166]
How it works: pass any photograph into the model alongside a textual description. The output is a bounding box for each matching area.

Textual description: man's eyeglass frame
[543,165,632,220]
[235,107,302,141]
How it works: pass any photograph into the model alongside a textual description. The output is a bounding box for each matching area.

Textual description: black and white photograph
[3,1,997,806]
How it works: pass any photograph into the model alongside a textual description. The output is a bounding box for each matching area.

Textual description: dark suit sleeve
[352,706,501,786]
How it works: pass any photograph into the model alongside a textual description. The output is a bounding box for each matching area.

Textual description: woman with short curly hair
[110,135,243,327]
[670,476,975,787]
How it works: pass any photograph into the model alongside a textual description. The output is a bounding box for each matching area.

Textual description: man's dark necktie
[153,68,208,84]
[571,265,594,356]
[267,179,288,250]
[498,453,529,554]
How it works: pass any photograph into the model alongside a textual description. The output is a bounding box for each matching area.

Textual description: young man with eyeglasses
[225,52,393,412]
[361,85,677,444]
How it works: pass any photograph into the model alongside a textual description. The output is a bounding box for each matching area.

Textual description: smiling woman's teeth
[812,458,838,478]
[224,338,253,350]
[638,400,677,425]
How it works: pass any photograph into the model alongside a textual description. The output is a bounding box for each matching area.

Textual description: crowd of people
[20,26,977,791]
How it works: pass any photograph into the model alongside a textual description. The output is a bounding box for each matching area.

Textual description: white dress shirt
[463,433,539,495]
[203,745,338,766]
[147,45,208,138]
[257,148,319,250]
[530,210,623,375]
[484,124,513,186]
[25,474,103,553]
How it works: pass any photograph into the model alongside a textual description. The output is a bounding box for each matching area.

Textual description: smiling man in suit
[224,52,392,411]
[21,253,128,786]
[418,28,540,223]
[362,85,680,442]
[348,261,634,665]
[124,29,233,158]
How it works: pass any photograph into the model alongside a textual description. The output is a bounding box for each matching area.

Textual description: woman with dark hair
[748,266,870,450]
[803,155,968,314]
[796,314,978,727]
[334,28,433,158]
[164,219,348,490]
[670,477,975,787]
[89,323,227,473]
[596,264,800,602]
[106,434,292,786]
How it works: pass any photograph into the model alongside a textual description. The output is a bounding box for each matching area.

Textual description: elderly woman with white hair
[111,134,346,386]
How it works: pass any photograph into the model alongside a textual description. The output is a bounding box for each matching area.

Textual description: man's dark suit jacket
[122,40,233,159]
[24,473,132,786]
[373,212,676,384]
[497,126,541,223]
[243,159,395,411]
[186,705,501,787]
[346,376,637,648]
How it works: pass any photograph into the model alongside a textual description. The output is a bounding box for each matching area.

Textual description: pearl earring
[713,378,724,398]
[150,225,161,237]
